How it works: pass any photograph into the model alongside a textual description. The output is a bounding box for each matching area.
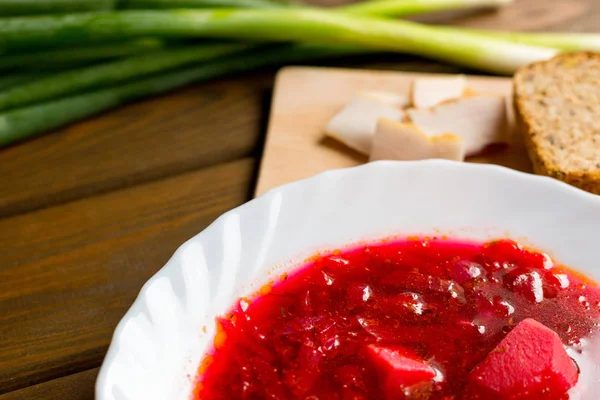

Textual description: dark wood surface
[0,369,98,400]
[1,0,598,398]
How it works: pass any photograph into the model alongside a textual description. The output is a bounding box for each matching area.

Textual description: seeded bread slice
[514,52,600,194]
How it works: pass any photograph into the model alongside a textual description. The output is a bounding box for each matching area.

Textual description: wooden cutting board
[255,66,533,197]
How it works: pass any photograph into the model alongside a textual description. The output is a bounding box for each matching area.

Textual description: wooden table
[0,1,598,398]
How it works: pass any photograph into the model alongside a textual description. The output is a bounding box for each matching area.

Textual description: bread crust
[514,52,600,195]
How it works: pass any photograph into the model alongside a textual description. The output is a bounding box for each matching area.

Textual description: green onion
[0,0,115,16]
[119,0,291,9]
[0,73,49,91]
[0,38,166,72]
[446,28,600,52]
[0,9,557,74]
[0,1,398,109]
[0,2,392,110]
[0,43,250,111]
[0,44,366,147]
[339,0,513,17]
[121,0,512,17]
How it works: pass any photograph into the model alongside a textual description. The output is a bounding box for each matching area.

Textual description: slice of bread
[514,52,600,194]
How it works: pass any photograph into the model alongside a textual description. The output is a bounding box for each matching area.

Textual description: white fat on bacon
[370,119,465,162]
[364,91,410,108]
[410,75,467,109]
[407,95,509,156]
[325,93,406,155]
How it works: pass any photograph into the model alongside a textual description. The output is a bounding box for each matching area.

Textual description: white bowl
[96,160,600,400]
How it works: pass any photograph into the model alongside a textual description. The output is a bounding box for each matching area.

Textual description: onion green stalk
[0,9,558,74]
[446,28,600,52]
[0,0,115,16]
[0,2,392,111]
[120,0,513,18]
[0,44,366,147]
[0,2,395,109]
[0,73,49,91]
[339,0,514,17]
[0,43,250,111]
[121,0,511,17]
[120,0,291,9]
[0,39,166,72]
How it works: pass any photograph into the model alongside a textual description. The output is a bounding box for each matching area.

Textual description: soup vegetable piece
[363,344,437,399]
[467,318,578,399]
[194,239,600,399]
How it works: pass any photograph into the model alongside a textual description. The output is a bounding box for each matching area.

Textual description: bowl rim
[95,159,600,399]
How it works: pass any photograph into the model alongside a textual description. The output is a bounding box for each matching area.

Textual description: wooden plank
[544,0,600,33]
[421,0,589,32]
[0,369,98,400]
[0,76,269,219]
[255,67,530,196]
[0,158,255,394]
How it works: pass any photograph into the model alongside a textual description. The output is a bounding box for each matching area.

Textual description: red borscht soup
[194,239,600,399]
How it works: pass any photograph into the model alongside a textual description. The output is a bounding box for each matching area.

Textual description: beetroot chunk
[364,344,436,398]
[468,318,578,399]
